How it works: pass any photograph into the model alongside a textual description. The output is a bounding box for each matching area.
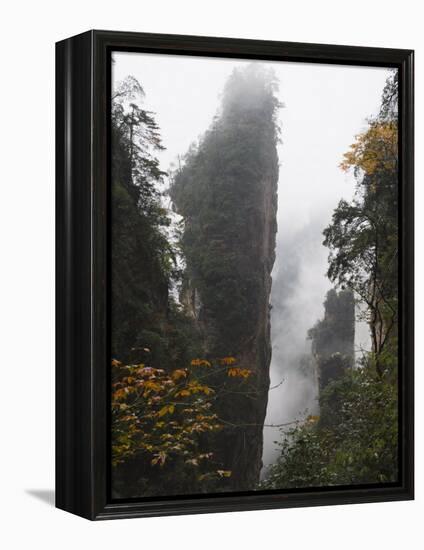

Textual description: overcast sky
[112,53,390,281]
[112,52,392,467]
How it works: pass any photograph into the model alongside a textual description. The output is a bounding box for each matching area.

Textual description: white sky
[112,53,392,467]
[112,53,389,262]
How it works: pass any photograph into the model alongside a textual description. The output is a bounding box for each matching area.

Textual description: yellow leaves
[172,368,188,381]
[196,413,217,422]
[158,404,175,417]
[121,414,136,422]
[112,356,223,474]
[151,451,167,466]
[190,358,212,367]
[306,415,320,424]
[188,380,214,395]
[176,389,191,398]
[188,423,207,434]
[112,387,131,400]
[217,470,232,478]
[143,380,162,393]
[157,406,168,418]
[340,121,398,176]
[111,359,122,367]
[220,356,236,366]
[136,366,160,377]
[227,368,252,378]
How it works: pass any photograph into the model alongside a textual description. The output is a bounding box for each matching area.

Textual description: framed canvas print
[56,30,414,520]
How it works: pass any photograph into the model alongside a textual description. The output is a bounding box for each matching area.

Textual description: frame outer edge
[56,30,96,520]
[56,30,415,521]
[401,49,414,499]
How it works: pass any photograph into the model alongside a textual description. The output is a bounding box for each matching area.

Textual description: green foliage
[262,363,398,489]
[308,289,355,390]
[111,77,218,497]
[111,76,174,362]
[264,72,399,491]
[168,64,281,490]
[170,64,280,355]
[323,72,398,374]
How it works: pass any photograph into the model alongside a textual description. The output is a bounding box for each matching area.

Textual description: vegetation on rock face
[111,66,281,496]
[308,289,355,391]
[170,64,281,489]
[170,64,280,355]
[261,365,398,489]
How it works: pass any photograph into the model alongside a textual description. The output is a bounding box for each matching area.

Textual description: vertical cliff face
[170,64,280,490]
[309,289,355,393]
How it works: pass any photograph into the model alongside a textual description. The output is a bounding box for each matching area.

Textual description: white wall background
[0,1,421,548]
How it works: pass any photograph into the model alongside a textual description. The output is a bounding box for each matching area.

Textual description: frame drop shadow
[26,489,55,507]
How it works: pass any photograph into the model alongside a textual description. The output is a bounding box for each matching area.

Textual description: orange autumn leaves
[190,358,212,367]
[191,355,252,379]
[340,121,397,176]
[219,356,236,366]
[111,361,220,469]
[227,368,251,378]
[111,355,252,480]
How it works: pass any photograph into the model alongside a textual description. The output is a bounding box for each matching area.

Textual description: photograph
[1,0,420,544]
[110,52,400,500]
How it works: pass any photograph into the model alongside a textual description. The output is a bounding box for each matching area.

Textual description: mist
[112,52,391,471]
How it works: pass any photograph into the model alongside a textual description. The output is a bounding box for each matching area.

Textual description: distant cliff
[170,64,280,490]
[309,289,355,394]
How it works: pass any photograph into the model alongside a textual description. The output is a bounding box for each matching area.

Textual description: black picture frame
[56,29,414,520]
